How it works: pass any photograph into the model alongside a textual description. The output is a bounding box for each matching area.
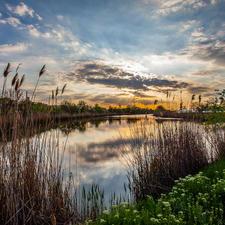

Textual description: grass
[0,63,107,224]
[1,63,225,224]
[204,112,225,125]
[87,159,225,225]
[123,122,212,200]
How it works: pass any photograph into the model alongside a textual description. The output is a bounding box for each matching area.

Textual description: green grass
[87,160,225,225]
[204,112,225,124]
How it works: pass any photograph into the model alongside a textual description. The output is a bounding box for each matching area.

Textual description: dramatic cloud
[182,30,225,66]
[0,0,224,105]
[6,2,42,20]
[67,61,190,91]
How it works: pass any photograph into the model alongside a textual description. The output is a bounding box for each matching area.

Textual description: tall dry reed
[0,63,104,224]
[122,121,211,200]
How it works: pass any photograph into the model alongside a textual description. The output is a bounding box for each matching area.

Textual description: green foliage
[205,112,225,124]
[29,102,51,113]
[88,160,225,225]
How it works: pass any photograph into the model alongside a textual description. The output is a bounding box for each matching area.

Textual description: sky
[0,0,225,107]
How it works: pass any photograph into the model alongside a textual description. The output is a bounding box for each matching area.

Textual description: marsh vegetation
[1,63,225,224]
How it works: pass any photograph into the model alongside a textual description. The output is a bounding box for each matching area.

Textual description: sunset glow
[0,0,225,108]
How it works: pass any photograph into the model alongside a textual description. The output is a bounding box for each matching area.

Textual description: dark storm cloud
[66,61,190,91]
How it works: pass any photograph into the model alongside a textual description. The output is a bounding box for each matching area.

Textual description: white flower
[103,210,109,215]
[162,201,170,207]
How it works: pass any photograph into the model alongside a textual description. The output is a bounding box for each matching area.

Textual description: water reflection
[59,116,142,135]
[1,114,154,202]
[57,114,154,201]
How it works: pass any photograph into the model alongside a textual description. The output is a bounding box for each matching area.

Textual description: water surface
[53,114,155,201]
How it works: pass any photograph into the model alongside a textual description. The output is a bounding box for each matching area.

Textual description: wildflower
[150,218,159,223]
[162,201,170,207]
[103,210,109,215]
[125,209,130,213]
[112,205,117,209]
[121,201,128,205]
[85,219,93,225]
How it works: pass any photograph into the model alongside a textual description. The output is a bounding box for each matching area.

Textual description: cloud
[182,30,225,66]
[131,91,156,98]
[0,17,21,27]
[151,0,219,17]
[88,94,132,105]
[56,15,64,21]
[187,86,211,94]
[0,43,29,54]
[77,137,148,163]
[6,2,42,20]
[26,24,51,38]
[179,20,200,32]
[78,146,118,163]
[24,24,91,56]
[191,69,224,76]
[67,61,190,91]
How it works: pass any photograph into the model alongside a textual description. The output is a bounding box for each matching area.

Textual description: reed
[31,64,46,101]
[1,63,11,97]
[122,121,212,200]
[0,63,105,224]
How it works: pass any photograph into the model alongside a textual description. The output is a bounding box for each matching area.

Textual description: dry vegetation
[122,121,225,201]
[0,63,105,225]
[1,63,225,224]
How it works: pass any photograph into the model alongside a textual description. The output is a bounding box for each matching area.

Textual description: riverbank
[0,112,151,141]
[153,111,206,121]
[1,110,219,130]
[153,111,225,124]
[88,159,225,225]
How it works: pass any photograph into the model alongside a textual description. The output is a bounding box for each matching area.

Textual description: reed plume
[11,73,18,86]
[61,84,67,95]
[19,74,25,87]
[31,64,46,101]
[2,62,11,97]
